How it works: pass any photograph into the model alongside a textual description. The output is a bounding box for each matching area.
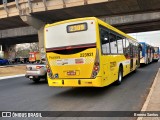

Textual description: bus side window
[130,41,134,57]
[109,33,117,54]
[153,48,155,53]
[133,42,138,57]
[100,27,110,54]
[124,39,130,58]
[139,44,142,51]
[117,36,123,54]
[123,38,126,53]
[136,43,139,55]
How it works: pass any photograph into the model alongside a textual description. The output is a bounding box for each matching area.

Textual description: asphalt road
[0,61,160,120]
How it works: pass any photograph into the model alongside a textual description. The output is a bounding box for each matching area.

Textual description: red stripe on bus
[46,43,96,52]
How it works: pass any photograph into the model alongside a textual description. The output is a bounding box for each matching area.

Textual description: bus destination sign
[67,23,87,33]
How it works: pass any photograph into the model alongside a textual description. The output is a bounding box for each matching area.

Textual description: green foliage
[16,43,39,58]
[16,48,30,57]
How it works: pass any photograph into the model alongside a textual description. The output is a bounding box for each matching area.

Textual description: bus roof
[139,42,154,47]
[45,17,138,42]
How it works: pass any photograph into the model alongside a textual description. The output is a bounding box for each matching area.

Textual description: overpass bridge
[1,0,160,58]
[1,0,160,30]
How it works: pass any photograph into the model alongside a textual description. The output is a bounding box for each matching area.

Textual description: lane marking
[0,74,25,80]
[137,68,160,120]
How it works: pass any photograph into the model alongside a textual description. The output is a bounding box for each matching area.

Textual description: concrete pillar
[0,45,4,59]
[20,14,45,60]
[38,26,46,60]
[20,15,45,30]
[2,44,16,59]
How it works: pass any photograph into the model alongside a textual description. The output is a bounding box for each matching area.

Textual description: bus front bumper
[48,77,102,87]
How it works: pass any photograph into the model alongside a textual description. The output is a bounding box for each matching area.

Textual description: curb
[137,68,160,120]
[0,64,26,68]
[0,74,25,80]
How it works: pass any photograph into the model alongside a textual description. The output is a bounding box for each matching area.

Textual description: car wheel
[32,78,40,83]
[45,74,48,83]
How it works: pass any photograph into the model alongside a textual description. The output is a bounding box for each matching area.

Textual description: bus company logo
[2,112,11,117]
[75,58,84,64]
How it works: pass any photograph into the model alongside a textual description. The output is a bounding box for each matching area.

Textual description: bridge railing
[0,0,108,18]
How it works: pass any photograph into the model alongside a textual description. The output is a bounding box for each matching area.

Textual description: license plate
[29,76,33,78]
[67,71,76,75]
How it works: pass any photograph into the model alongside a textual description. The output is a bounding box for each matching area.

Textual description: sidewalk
[138,68,160,120]
[0,65,26,77]
[0,63,27,68]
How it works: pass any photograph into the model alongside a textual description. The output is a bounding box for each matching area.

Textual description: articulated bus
[153,47,160,62]
[44,17,140,87]
[139,42,154,64]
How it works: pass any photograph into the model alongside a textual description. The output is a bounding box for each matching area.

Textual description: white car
[25,63,47,82]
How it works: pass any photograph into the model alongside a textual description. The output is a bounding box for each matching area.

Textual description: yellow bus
[44,17,140,87]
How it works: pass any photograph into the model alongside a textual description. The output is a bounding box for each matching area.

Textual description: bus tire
[115,66,123,85]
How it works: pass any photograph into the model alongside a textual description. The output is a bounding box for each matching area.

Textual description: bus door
[146,46,149,63]
[148,47,151,63]
[130,43,134,70]
[138,44,142,66]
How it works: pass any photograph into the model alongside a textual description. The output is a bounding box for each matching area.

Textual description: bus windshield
[154,47,159,53]
[45,20,96,51]
[29,54,34,58]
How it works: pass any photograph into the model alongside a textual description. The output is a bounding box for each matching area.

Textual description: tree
[16,42,39,57]
[29,43,39,52]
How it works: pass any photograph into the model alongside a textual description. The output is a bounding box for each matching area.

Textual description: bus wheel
[115,67,123,85]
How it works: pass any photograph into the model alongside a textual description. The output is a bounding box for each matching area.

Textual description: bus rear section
[153,47,160,62]
[45,18,103,87]
[139,42,152,64]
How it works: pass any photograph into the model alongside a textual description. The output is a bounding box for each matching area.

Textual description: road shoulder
[0,74,25,80]
[137,68,160,120]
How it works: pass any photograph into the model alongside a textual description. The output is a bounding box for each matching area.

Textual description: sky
[128,30,160,48]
